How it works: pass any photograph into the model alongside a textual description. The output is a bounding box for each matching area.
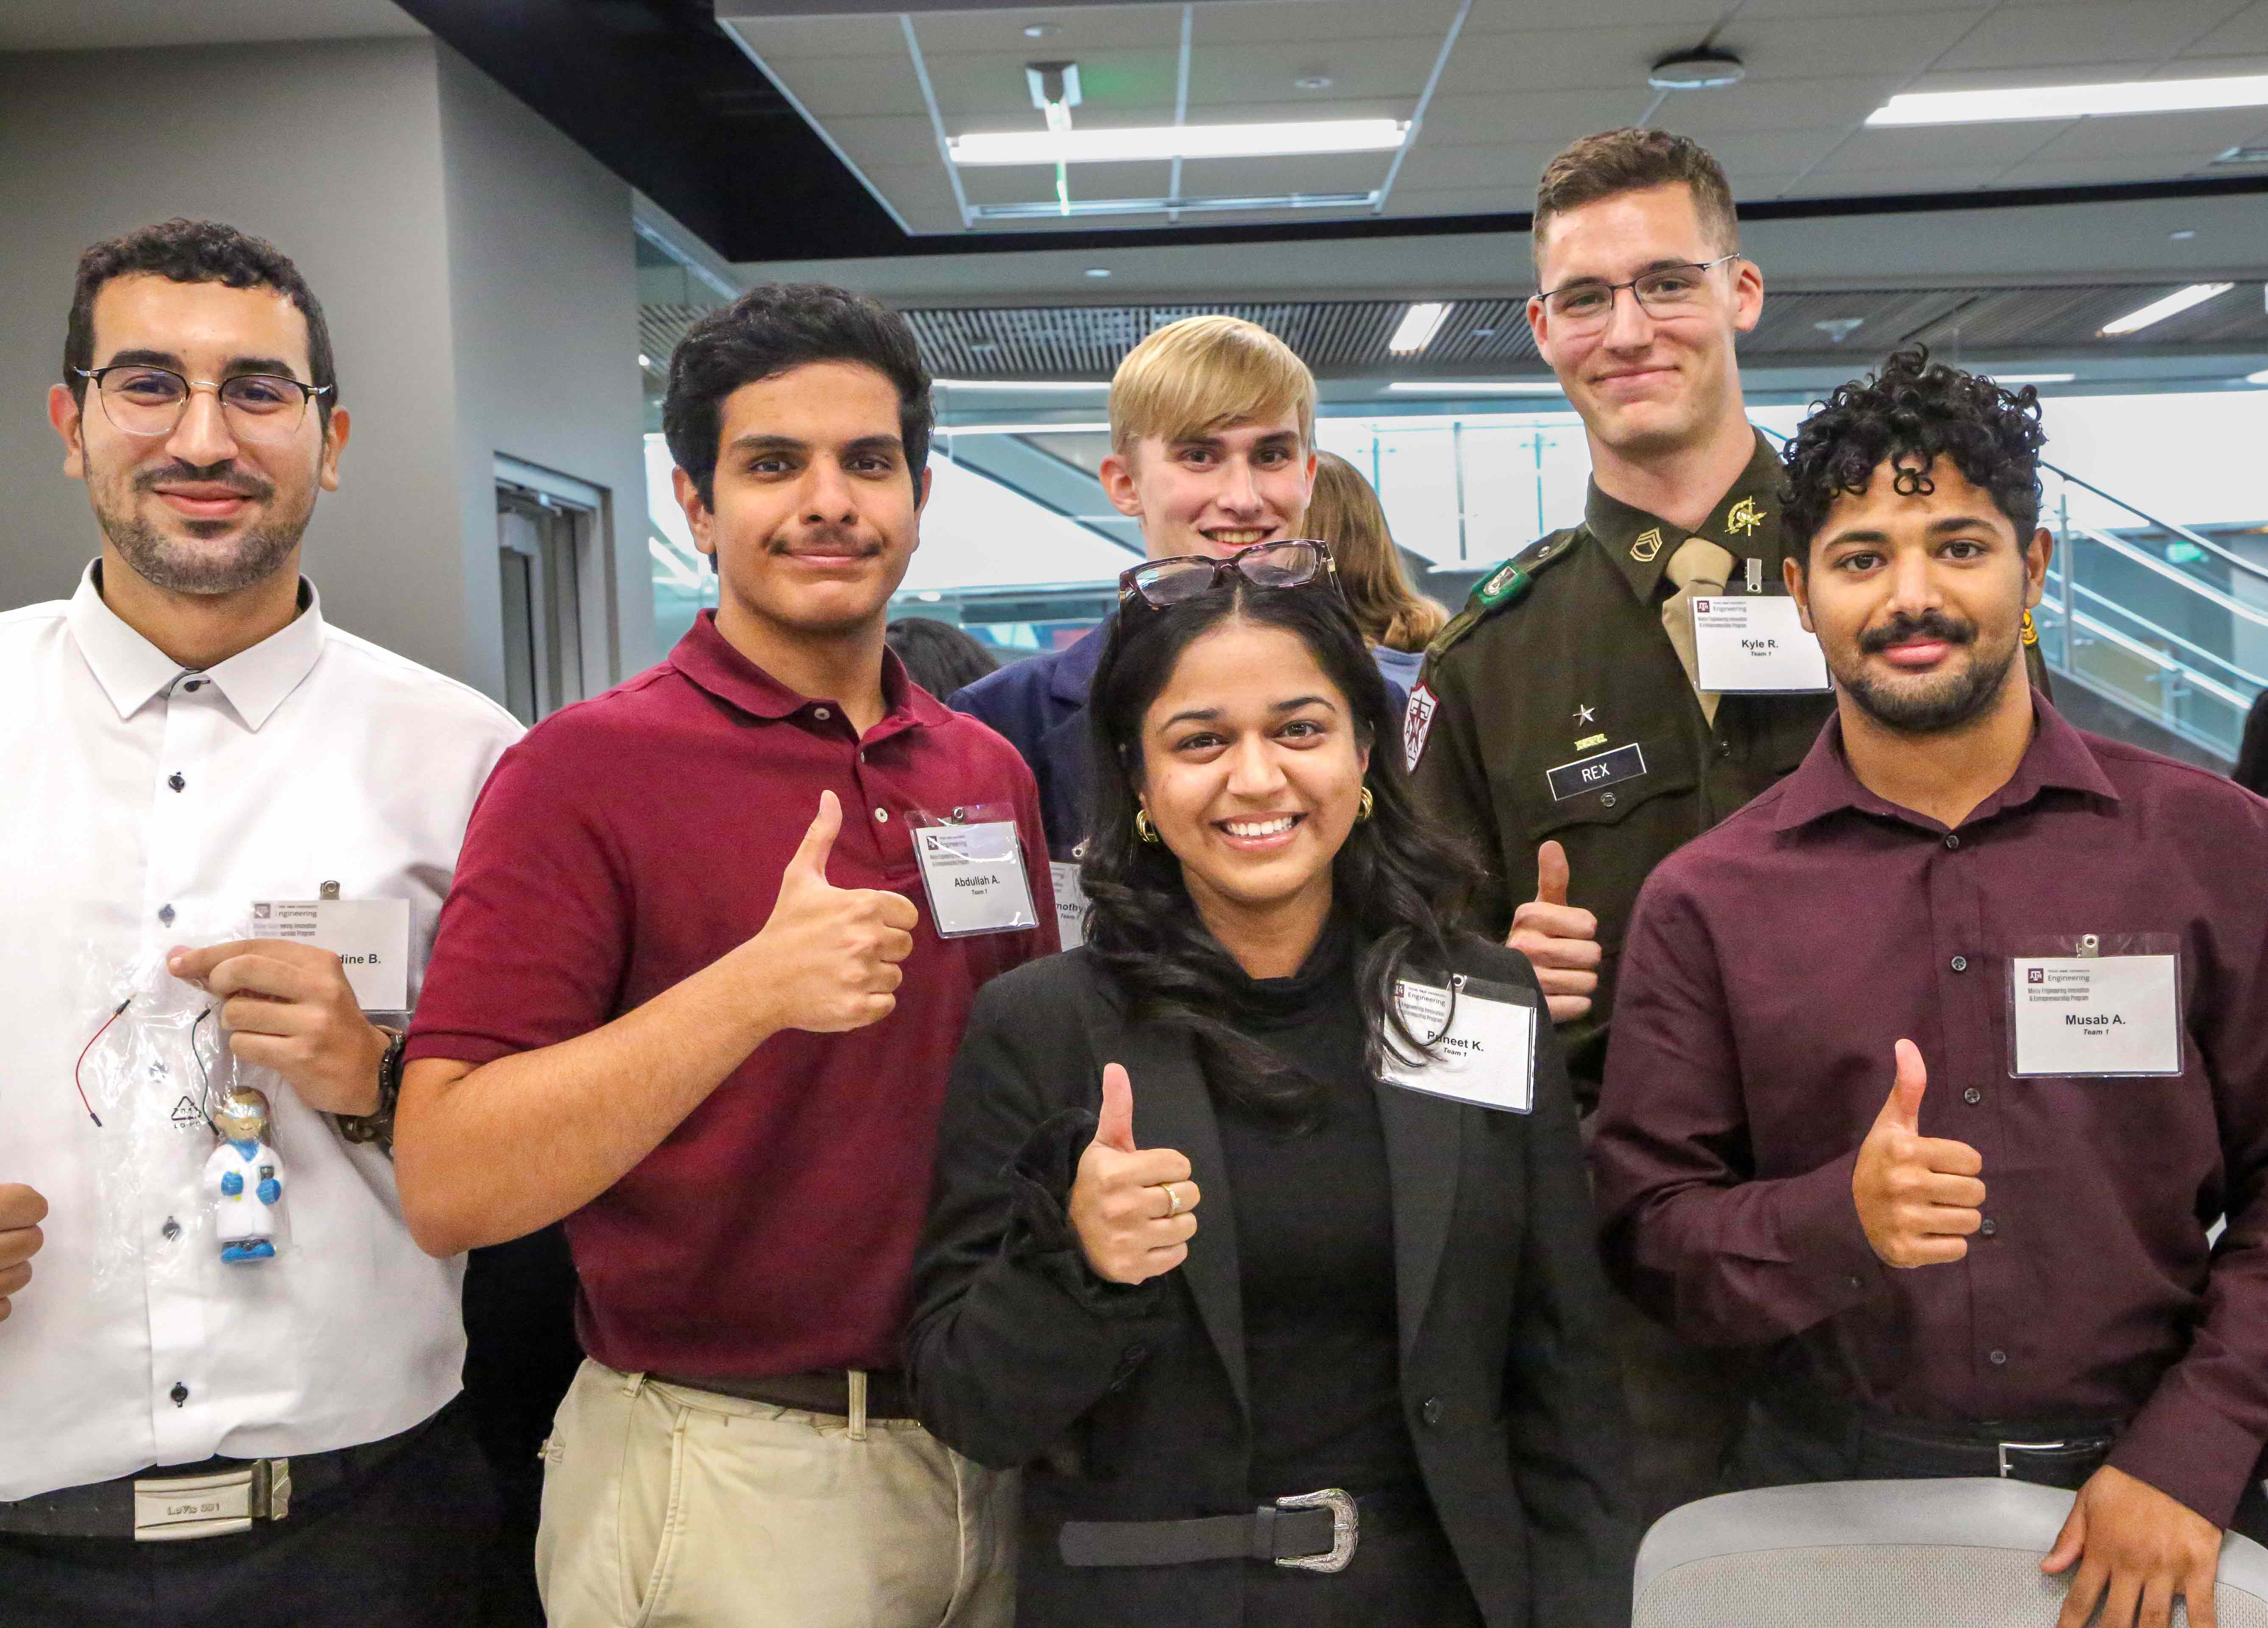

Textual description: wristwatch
[337,1026,406,1152]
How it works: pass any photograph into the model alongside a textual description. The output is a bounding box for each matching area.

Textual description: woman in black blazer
[908,542,1635,1628]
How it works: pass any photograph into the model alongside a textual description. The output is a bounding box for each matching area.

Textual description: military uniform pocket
[1515,729,1701,843]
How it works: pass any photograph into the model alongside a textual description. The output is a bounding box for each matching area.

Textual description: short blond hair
[1108,314,1316,455]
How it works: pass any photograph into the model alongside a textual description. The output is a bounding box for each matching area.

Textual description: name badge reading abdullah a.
[1546,742,1646,803]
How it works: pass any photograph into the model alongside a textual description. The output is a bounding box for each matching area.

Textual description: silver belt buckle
[1997,1439,2069,1478]
[1273,1487,1357,1573]
[131,1458,290,1541]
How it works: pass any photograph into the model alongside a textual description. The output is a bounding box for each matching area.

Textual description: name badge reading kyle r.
[911,818,1039,937]
[1691,596,1832,693]
[250,897,410,1011]
[2009,952,2181,1076]
[1546,742,1646,803]
[1380,975,1537,1113]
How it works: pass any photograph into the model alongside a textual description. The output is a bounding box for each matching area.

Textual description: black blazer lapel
[1105,1018,1249,1416]
[1374,1079,1464,1359]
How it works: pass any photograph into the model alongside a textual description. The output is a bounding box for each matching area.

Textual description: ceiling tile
[1655,75,1909,134]
[921,45,1185,123]
[847,163,966,234]
[1195,0,1462,47]
[1388,141,1561,193]
[958,157,1177,208]
[1379,184,1537,219]
[1711,9,1989,81]
[1934,0,2248,71]
[1693,129,1859,175]
[1814,121,2084,171]
[2183,0,2268,55]
[1436,25,1730,96]
[809,113,942,166]
[2020,105,2268,158]
[1421,87,1655,145]
[1186,33,1444,103]
[1731,0,1990,17]
[1459,0,1732,26]
[1781,164,2013,196]
[1994,153,2224,185]
[758,51,931,119]
[1169,151,1396,197]
[904,5,1183,55]
[716,12,904,61]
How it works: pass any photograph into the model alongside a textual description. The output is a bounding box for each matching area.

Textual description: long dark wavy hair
[1080,582,1482,1130]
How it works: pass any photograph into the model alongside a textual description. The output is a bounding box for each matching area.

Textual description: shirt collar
[1772,692,2120,834]
[66,560,326,730]
[668,609,951,735]
[1589,428,1790,604]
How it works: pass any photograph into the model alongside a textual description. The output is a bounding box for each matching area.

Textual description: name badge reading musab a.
[1545,742,1647,803]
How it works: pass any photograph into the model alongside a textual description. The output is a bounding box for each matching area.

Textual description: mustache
[1859,608,1976,656]
[770,525,881,557]
[134,461,272,500]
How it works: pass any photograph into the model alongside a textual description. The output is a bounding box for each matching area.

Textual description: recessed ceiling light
[1385,381,1564,394]
[1295,73,1334,91]
[1388,302,1452,355]
[1868,72,2268,126]
[1023,22,1057,38]
[1649,49,1745,91]
[1084,267,1111,278]
[2213,144,2268,165]
[948,117,1407,166]
[637,353,654,369]
[2170,229,2198,241]
[1813,317,1866,343]
[2099,282,2234,335]
[1994,373,2075,385]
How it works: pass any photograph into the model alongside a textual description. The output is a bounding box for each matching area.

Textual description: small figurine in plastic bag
[206,1089,285,1263]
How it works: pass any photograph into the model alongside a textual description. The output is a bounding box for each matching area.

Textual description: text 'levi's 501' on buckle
[1273,1487,1357,1572]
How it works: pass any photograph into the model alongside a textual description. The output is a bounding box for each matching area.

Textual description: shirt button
[814,707,831,721]
[183,679,204,692]
[170,1382,189,1406]
[1944,834,1961,850]
[161,1217,181,1241]
[874,808,890,823]
[1717,741,1732,758]
[1980,1218,1997,1238]
[167,772,186,792]
[1963,1087,1982,1105]
[1989,1349,2008,1367]
[1600,791,1618,809]
[1950,955,1968,973]
[158,904,176,926]
[1421,1397,1444,1427]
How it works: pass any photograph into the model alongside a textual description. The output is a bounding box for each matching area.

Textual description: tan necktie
[1660,537,1736,727]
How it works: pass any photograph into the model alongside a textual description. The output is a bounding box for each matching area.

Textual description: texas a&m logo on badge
[1404,682,1439,772]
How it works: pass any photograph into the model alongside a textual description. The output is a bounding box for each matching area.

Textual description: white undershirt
[0,563,521,1500]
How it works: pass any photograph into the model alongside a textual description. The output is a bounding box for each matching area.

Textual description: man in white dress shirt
[0,220,521,1624]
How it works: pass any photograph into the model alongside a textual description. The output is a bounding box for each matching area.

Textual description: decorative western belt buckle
[1273,1487,1357,1573]
[132,1459,290,1541]
[1997,1439,2069,1479]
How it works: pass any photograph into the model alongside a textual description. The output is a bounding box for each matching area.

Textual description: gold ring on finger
[1160,1182,1183,1218]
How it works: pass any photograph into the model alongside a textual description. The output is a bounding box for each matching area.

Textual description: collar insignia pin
[1574,703,1596,727]
[1724,496,1765,536]
[1630,527,1664,563]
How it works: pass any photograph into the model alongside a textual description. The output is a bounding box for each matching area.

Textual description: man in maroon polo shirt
[393,284,1052,1628]
[1593,348,2268,1628]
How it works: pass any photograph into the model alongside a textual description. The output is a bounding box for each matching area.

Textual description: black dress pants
[0,1401,496,1628]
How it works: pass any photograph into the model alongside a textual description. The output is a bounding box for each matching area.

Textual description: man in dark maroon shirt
[1594,347,2268,1628]
[392,285,1052,1628]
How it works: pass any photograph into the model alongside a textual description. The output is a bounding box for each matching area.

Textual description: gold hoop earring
[1356,786,1375,823]
[1134,808,1160,844]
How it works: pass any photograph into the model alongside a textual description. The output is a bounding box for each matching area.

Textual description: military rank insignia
[1630,527,1664,563]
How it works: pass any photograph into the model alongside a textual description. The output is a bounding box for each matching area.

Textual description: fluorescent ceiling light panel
[1993,373,2075,384]
[1868,73,2268,126]
[948,118,1406,167]
[1388,303,1452,355]
[2248,368,2268,385]
[936,379,1108,391]
[1385,381,1563,393]
[2099,283,2234,336]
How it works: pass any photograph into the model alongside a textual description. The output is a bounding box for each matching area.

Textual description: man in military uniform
[1405,127,2045,1522]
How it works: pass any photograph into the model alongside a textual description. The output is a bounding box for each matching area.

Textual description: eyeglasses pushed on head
[1117,538,1341,613]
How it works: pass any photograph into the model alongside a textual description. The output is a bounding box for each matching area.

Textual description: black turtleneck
[1213,920,1426,1503]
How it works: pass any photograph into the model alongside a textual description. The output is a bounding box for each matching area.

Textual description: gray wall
[0,35,651,692]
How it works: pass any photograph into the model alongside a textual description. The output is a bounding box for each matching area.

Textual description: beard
[1833,607,2020,734]
[95,460,310,597]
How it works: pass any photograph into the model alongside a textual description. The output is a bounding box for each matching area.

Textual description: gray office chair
[1636,1479,2268,1626]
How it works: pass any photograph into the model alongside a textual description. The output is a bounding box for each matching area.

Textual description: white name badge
[1380,975,1537,1114]
[2010,953,2182,1076]
[912,820,1039,937]
[1691,595,1832,693]
[250,897,410,1011]
[1050,861,1088,951]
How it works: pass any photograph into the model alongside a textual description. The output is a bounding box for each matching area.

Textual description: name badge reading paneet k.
[1380,974,1537,1114]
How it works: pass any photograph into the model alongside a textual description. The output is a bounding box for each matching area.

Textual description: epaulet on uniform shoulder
[1423,529,1580,665]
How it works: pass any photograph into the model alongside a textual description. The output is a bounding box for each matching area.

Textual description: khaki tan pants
[536,1359,1017,1628]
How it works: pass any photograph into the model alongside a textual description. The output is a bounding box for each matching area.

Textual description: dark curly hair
[65,219,338,428]
[1782,346,2047,559]
[1080,581,1481,1132]
[663,282,932,509]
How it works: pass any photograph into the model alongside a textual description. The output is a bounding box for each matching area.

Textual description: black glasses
[1118,538,1340,611]
[1534,254,1742,332]
[75,365,330,445]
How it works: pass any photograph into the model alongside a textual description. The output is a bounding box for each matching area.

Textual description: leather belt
[651,1367,915,1421]
[1764,1384,2123,1492]
[0,1409,439,1541]
[1060,1485,1432,1574]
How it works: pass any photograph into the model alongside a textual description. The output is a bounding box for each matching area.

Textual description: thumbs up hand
[1069,1063,1199,1285]
[1508,840,1601,1025]
[1852,1040,1986,1268]
[750,791,921,1035]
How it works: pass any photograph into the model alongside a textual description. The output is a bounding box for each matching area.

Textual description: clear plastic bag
[79,923,293,1293]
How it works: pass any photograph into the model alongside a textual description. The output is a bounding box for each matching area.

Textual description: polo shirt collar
[1772,692,2119,834]
[67,560,325,730]
[1589,427,1789,605]
[669,609,951,733]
